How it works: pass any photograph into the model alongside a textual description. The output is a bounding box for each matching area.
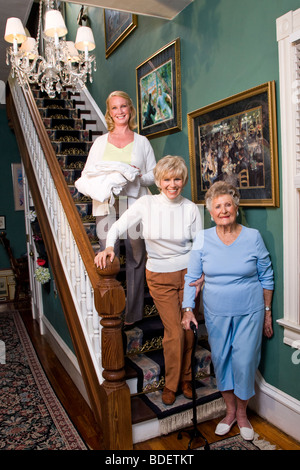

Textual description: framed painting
[11,163,24,211]
[136,38,182,139]
[104,9,137,58]
[0,216,5,230]
[187,81,279,207]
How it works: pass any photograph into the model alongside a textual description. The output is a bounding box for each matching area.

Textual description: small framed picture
[0,216,5,230]
[136,38,182,139]
[104,10,137,59]
[11,163,24,211]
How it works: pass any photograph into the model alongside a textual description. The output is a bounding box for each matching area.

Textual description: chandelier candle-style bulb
[4,17,27,52]
[44,9,68,38]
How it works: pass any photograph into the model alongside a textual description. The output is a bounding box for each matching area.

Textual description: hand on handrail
[94,246,115,269]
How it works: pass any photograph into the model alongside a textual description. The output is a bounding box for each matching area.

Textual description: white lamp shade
[4,17,27,44]
[44,10,68,38]
[20,37,37,59]
[66,41,80,61]
[20,37,36,52]
[75,26,95,51]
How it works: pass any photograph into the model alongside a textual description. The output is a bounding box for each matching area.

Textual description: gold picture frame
[188,81,279,207]
[136,38,182,139]
[104,10,137,59]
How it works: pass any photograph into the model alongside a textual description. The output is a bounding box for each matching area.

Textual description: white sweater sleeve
[139,139,156,187]
[105,198,144,248]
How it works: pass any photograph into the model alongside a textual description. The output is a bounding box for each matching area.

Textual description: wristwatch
[264,306,271,311]
[183,307,193,312]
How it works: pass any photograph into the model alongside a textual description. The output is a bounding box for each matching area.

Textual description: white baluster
[80,257,87,322]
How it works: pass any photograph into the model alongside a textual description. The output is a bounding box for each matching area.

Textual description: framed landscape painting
[136,38,182,139]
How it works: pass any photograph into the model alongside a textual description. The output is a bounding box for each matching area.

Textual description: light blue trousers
[204,309,265,400]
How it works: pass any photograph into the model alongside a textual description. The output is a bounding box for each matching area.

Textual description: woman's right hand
[94,247,115,269]
[189,273,205,297]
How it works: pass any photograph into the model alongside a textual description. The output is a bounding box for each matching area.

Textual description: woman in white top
[95,156,202,405]
[82,91,156,325]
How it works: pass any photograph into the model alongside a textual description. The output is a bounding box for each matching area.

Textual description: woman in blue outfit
[182,181,274,441]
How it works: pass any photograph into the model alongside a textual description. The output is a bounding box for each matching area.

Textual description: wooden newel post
[94,256,133,450]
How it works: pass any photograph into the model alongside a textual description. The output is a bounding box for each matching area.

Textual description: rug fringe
[159,397,226,435]
[253,432,278,450]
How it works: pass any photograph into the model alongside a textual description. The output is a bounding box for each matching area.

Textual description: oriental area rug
[197,433,277,451]
[0,310,87,450]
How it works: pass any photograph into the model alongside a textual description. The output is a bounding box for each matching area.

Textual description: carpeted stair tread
[140,376,223,422]
[126,344,211,395]
[43,117,85,129]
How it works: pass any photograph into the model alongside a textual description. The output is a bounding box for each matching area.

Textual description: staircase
[8,78,225,448]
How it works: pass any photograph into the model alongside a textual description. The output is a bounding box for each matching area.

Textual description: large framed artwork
[104,9,137,58]
[136,38,181,139]
[187,81,279,207]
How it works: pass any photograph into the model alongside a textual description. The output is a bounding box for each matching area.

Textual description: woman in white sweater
[81,91,156,326]
[95,156,202,405]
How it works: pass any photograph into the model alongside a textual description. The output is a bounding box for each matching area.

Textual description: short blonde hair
[205,181,240,210]
[154,155,189,188]
[105,91,137,131]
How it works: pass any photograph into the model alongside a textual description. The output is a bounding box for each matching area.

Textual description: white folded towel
[75,161,140,204]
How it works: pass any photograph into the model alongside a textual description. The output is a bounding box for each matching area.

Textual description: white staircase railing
[9,75,104,385]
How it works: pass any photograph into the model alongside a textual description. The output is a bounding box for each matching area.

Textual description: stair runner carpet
[34,87,100,247]
[32,85,226,436]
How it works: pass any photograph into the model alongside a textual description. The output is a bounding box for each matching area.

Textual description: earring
[237,210,239,217]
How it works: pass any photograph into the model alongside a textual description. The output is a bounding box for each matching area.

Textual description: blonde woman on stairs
[80,91,156,328]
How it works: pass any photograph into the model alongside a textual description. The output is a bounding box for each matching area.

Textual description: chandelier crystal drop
[4,1,96,98]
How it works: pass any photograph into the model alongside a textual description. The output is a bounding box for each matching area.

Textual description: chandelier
[4,1,96,98]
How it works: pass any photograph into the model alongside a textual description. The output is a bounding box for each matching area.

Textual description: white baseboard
[250,371,300,443]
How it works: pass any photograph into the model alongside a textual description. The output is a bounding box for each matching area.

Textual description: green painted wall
[0,107,26,268]
[65,0,300,401]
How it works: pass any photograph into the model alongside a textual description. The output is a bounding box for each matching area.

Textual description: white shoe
[238,422,254,441]
[215,418,236,436]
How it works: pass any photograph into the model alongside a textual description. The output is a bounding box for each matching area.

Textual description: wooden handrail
[6,81,133,450]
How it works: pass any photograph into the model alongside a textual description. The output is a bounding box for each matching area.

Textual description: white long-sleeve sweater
[106,193,203,273]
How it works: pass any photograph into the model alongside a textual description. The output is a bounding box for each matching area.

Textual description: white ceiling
[63,0,193,20]
[0,0,193,101]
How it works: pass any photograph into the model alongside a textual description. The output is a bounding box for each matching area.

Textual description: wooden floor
[5,300,300,451]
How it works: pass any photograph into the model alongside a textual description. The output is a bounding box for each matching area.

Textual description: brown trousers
[146,268,194,392]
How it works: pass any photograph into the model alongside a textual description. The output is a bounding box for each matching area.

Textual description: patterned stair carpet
[0,311,87,450]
